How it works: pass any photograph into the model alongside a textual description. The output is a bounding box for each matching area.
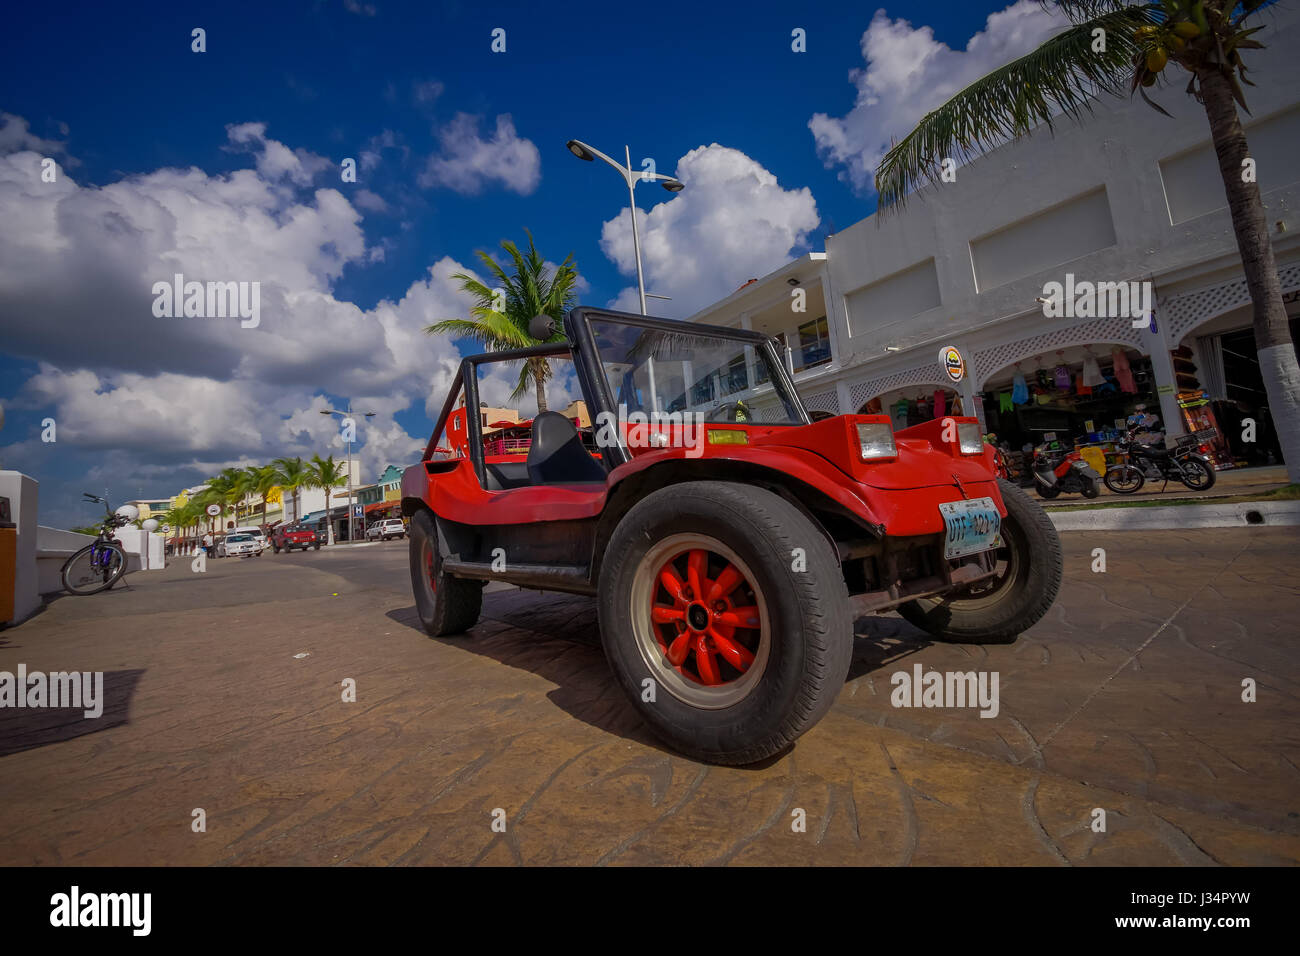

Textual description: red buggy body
[403,307,1062,764]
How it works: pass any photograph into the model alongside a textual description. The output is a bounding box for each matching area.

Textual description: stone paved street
[1,528,1297,866]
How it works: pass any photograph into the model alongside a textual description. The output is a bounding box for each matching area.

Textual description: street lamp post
[565,139,683,315]
[320,401,375,544]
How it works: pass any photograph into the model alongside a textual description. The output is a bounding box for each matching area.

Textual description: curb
[1049,500,1300,532]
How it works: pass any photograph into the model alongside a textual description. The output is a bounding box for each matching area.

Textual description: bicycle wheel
[62,543,127,595]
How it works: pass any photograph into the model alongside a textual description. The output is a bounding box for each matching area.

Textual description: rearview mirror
[529,314,557,341]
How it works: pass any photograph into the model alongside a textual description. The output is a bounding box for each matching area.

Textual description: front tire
[1104,464,1144,495]
[899,479,1063,644]
[1081,475,1101,499]
[408,509,482,636]
[597,481,852,766]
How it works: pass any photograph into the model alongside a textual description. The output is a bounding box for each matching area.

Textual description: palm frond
[424,314,533,350]
[1039,0,1151,24]
[875,5,1160,210]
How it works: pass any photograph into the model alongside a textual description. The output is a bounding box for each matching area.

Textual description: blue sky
[0,0,1070,526]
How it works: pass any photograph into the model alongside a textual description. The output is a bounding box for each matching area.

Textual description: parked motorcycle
[1032,441,1101,499]
[1103,424,1217,495]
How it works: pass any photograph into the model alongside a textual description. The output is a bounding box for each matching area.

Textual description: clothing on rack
[890,398,909,430]
[1012,372,1029,405]
[1082,355,1105,387]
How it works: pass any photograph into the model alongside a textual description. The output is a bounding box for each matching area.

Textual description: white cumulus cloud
[418,113,541,195]
[809,0,1068,193]
[598,144,820,317]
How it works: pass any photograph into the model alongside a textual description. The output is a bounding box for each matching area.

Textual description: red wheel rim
[649,547,761,689]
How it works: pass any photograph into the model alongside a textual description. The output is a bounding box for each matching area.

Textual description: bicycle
[61,493,131,595]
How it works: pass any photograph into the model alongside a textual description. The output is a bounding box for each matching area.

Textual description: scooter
[1032,441,1102,499]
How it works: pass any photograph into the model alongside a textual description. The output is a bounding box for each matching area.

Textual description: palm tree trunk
[533,361,548,414]
[1198,66,1300,482]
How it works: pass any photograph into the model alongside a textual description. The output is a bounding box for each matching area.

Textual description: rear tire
[899,479,1062,644]
[408,509,482,636]
[597,481,852,766]
[1179,457,1216,491]
[61,542,127,595]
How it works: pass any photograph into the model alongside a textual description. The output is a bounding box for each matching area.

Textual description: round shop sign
[939,344,966,383]
[205,504,221,517]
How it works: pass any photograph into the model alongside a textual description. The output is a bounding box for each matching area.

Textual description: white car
[230,525,268,547]
[366,518,407,541]
[222,533,263,558]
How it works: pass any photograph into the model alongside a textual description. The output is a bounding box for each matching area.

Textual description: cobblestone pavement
[1,528,1297,866]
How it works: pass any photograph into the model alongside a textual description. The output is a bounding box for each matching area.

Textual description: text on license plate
[938,496,1002,560]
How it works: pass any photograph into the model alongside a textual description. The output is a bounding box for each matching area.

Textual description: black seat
[526,412,606,485]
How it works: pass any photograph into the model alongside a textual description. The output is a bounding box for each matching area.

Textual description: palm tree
[195,470,240,535]
[425,230,579,414]
[245,464,280,529]
[272,456,309,525]
[874,0,1300,481]
[304,453,349,545]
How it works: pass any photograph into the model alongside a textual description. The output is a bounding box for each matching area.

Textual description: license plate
[939,496,1002,560]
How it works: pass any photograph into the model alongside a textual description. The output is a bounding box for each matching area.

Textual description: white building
[689,5,1300,470]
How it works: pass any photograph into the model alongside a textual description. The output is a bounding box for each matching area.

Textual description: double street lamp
[565,139,683,315]
[320,402,374,544]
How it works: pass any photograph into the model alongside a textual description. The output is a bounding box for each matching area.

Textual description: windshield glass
[587,318,805,425]
[227,535,251,542]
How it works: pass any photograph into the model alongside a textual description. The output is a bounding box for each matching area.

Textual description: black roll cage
[421,306,810,488]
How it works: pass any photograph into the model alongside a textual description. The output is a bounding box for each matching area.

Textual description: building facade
[688,6,1300,470]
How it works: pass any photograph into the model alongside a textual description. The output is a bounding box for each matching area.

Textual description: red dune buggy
[403,308,1062,764]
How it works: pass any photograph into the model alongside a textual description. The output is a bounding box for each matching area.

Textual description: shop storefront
[857,385,965,424]
[976,345,1158,479]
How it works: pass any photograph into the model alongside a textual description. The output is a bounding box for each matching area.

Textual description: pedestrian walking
[202,531,213,556]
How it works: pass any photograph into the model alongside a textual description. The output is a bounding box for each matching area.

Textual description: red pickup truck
[271,525,321,553]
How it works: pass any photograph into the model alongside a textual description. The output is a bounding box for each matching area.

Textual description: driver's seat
[526,412,606,485]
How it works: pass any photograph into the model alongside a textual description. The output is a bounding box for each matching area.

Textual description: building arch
[976,339,1144,394]
[1160,261,1300,345]
[848,364,949,411]
[971,316,1147,391]
[854,380,959,414]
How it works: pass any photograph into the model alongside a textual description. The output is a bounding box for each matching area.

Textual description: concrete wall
[34,525,94,595]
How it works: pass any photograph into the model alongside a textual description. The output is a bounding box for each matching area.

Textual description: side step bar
[441,558,595,596]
